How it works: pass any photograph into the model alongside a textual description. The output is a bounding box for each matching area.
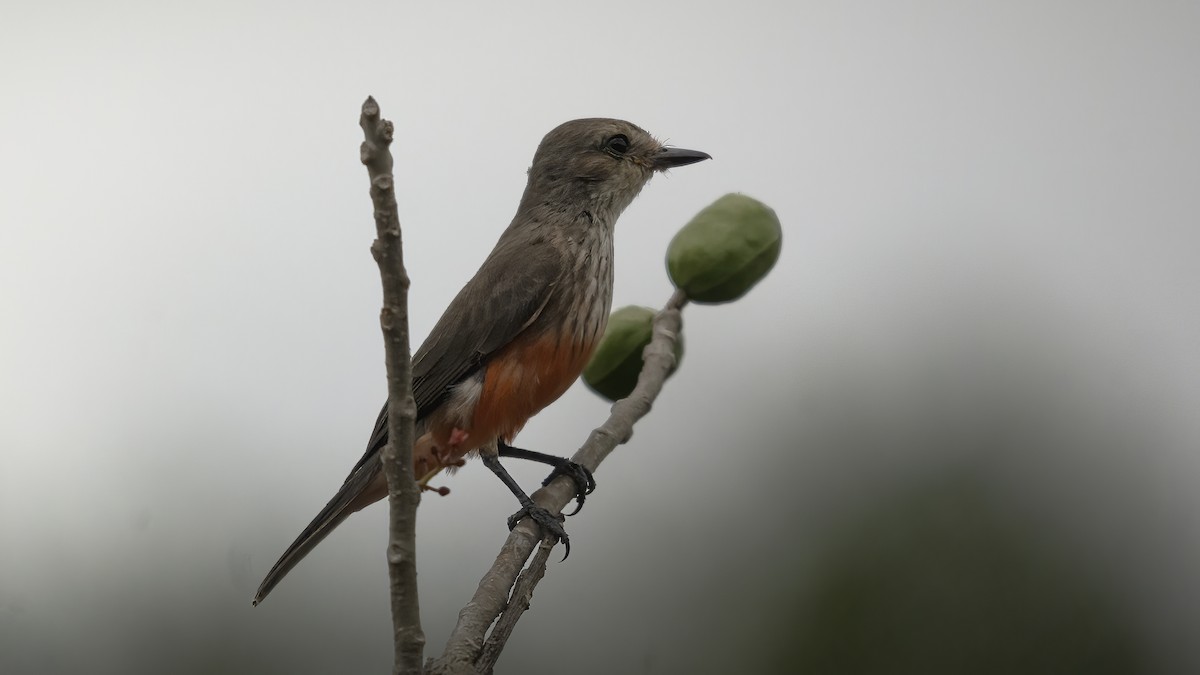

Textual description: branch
[428,289,689,673]
[360,96,425,674]
[476,538,554,672]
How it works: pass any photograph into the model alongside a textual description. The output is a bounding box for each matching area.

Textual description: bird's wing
[349,234,565,476]
[253,236,564,605]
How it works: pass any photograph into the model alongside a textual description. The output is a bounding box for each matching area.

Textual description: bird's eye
[605,134,630,155]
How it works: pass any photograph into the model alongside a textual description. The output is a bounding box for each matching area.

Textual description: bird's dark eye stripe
[605,134,630,154]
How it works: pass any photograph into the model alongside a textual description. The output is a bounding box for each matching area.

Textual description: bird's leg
[480,453,571,560]
[497,440,595,516]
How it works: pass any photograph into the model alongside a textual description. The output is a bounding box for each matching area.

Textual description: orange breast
[469,330,596,444]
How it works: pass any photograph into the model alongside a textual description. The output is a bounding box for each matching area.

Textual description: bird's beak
[653,146,712,170]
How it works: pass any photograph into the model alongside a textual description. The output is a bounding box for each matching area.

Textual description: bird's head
[520,118,710,222]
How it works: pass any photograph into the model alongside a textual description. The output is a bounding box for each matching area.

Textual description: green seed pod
[582,305,684,402]
[666,193,782,303]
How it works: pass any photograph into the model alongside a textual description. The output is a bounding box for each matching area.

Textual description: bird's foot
[542,460,596,516]
[496,441,597,515]
[507,501,571,560]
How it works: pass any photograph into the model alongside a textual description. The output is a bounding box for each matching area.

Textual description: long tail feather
[252,454,383,606]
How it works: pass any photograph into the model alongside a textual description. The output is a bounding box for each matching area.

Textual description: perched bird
[253,118,709,605]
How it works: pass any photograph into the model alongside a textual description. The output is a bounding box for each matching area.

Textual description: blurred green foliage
[760,474,1145,674]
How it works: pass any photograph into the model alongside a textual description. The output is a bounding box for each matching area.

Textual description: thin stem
[360,95,425,675]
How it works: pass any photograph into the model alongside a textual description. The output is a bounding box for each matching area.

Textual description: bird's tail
[252,451,385,606]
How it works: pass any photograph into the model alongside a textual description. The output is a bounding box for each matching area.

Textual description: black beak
[653,146,712,170]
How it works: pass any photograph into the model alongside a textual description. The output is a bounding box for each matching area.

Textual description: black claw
[542,461,595,516]
[508,503,571,560]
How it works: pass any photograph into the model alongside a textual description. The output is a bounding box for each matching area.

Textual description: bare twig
[428,289,689,673]
[360,96,425,674]
[476,538,555,673]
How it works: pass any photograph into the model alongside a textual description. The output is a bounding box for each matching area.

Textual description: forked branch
[429,290,689,674]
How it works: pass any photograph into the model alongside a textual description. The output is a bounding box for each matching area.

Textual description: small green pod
[666,193,782,303]
[582,305,684,402]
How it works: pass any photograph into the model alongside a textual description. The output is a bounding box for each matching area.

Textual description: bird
[253,118,709,605]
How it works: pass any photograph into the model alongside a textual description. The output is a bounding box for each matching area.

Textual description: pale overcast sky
[2,2,1199,673]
